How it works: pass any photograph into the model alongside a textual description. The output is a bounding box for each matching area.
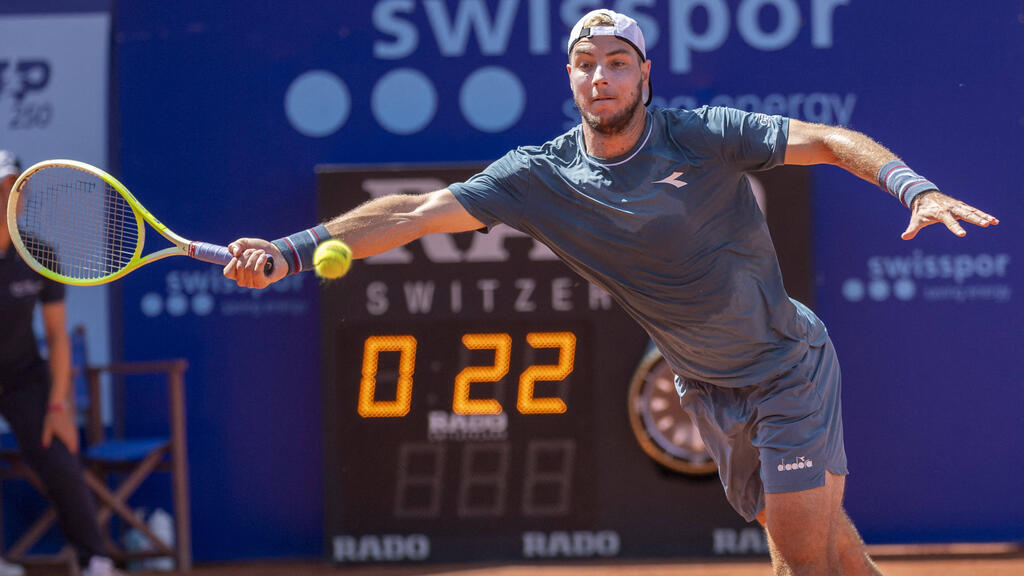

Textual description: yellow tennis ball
[313,239,352,279]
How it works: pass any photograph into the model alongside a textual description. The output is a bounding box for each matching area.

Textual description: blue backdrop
[112,1,1023,561]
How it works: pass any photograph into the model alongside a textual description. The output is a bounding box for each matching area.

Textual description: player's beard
[575,78,644,135]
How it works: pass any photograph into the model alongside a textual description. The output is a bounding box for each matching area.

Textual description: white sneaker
[0,557,24,576]
[82,556,126,576]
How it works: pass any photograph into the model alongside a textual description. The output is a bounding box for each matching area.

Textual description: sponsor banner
[115,0,1023,560]
[841,251,1012,305]
[333,534,431,563]
[521,530,621,559]
[712,527,769,555]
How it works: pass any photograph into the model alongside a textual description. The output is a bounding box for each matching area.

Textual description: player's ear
[641,59,652,105]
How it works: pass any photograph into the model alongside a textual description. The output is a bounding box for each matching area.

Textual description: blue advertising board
[112,1,1023,561]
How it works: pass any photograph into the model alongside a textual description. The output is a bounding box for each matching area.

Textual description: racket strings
[16,165,140,281]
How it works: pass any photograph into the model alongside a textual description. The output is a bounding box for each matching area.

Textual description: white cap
[567,10,651,105]
[567,9,647,62]
[0,150,21,179]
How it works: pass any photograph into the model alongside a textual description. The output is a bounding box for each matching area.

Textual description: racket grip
[189,242,275,275]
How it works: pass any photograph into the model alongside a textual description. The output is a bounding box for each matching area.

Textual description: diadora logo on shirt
[777,456,813,472]
[653,170,688,189]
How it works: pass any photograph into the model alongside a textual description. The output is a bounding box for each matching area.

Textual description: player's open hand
[224,238,287,289]
[902,191,999,240]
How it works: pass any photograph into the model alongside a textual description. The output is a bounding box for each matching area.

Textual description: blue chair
[82,360,192,572]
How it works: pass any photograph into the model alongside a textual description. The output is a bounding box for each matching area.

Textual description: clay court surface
[18,543,1023,575]
[25,550,1023,576]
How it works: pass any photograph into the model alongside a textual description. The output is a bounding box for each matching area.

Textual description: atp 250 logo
[0,59,53,130]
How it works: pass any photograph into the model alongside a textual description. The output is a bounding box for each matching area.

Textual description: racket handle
[189,242,275,275]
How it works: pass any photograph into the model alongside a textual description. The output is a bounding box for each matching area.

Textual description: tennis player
[225,10,997,575]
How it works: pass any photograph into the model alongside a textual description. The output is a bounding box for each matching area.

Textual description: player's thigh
[764,471,845,557]
[0,370,49,449]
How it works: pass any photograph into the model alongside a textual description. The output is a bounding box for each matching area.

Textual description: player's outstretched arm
[783,119,999,239]
[224,188,484,289]
[322,188,484,259]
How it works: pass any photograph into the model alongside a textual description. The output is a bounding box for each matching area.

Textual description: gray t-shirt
[450,106,826,389]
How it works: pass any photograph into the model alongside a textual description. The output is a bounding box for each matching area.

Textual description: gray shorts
[676,336,848,522]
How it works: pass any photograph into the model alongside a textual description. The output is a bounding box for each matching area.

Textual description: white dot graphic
[372,68,436,135]
[285,70,351,137]
[842,278,865,302]
[460,66,525,133]
[192,293,215,316]
[868,279,890,301]
[140,292,163,317]
[166,294,188,317]
[893,278,916,301]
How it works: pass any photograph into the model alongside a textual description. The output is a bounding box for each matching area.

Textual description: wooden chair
[82,360,193,572]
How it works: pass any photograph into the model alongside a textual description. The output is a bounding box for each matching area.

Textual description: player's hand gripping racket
[5,159,272,285]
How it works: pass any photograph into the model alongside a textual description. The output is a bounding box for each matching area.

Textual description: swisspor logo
[841,250,1012,304]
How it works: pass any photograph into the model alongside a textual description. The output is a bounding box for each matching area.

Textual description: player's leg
[0,373,107,566]
[763,472,842,575]
[758,516,793,576]
[836,508,883,575]
[753,335,854,575]
[757,474,883,576]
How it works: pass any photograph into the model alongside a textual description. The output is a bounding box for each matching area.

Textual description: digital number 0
[358,335,417,418]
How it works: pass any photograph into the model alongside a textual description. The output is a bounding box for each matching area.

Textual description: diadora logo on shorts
[841,250,1012,304]
[777,456,813,472]
[653,170,688,188]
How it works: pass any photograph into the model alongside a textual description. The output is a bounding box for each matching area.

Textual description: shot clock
[317,164,812,564]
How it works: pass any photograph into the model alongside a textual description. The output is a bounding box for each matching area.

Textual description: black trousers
[0,366,105,566]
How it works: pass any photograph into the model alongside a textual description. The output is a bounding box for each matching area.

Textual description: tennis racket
[6,159,272,286]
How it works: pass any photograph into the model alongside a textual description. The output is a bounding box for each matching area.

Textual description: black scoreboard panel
[318,165,811,564]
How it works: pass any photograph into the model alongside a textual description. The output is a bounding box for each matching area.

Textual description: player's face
[567,36,650,135]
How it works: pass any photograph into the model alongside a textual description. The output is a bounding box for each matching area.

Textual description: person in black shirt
[0,150,122,576]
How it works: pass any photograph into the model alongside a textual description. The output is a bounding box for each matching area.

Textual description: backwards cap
[567,9,652,106]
